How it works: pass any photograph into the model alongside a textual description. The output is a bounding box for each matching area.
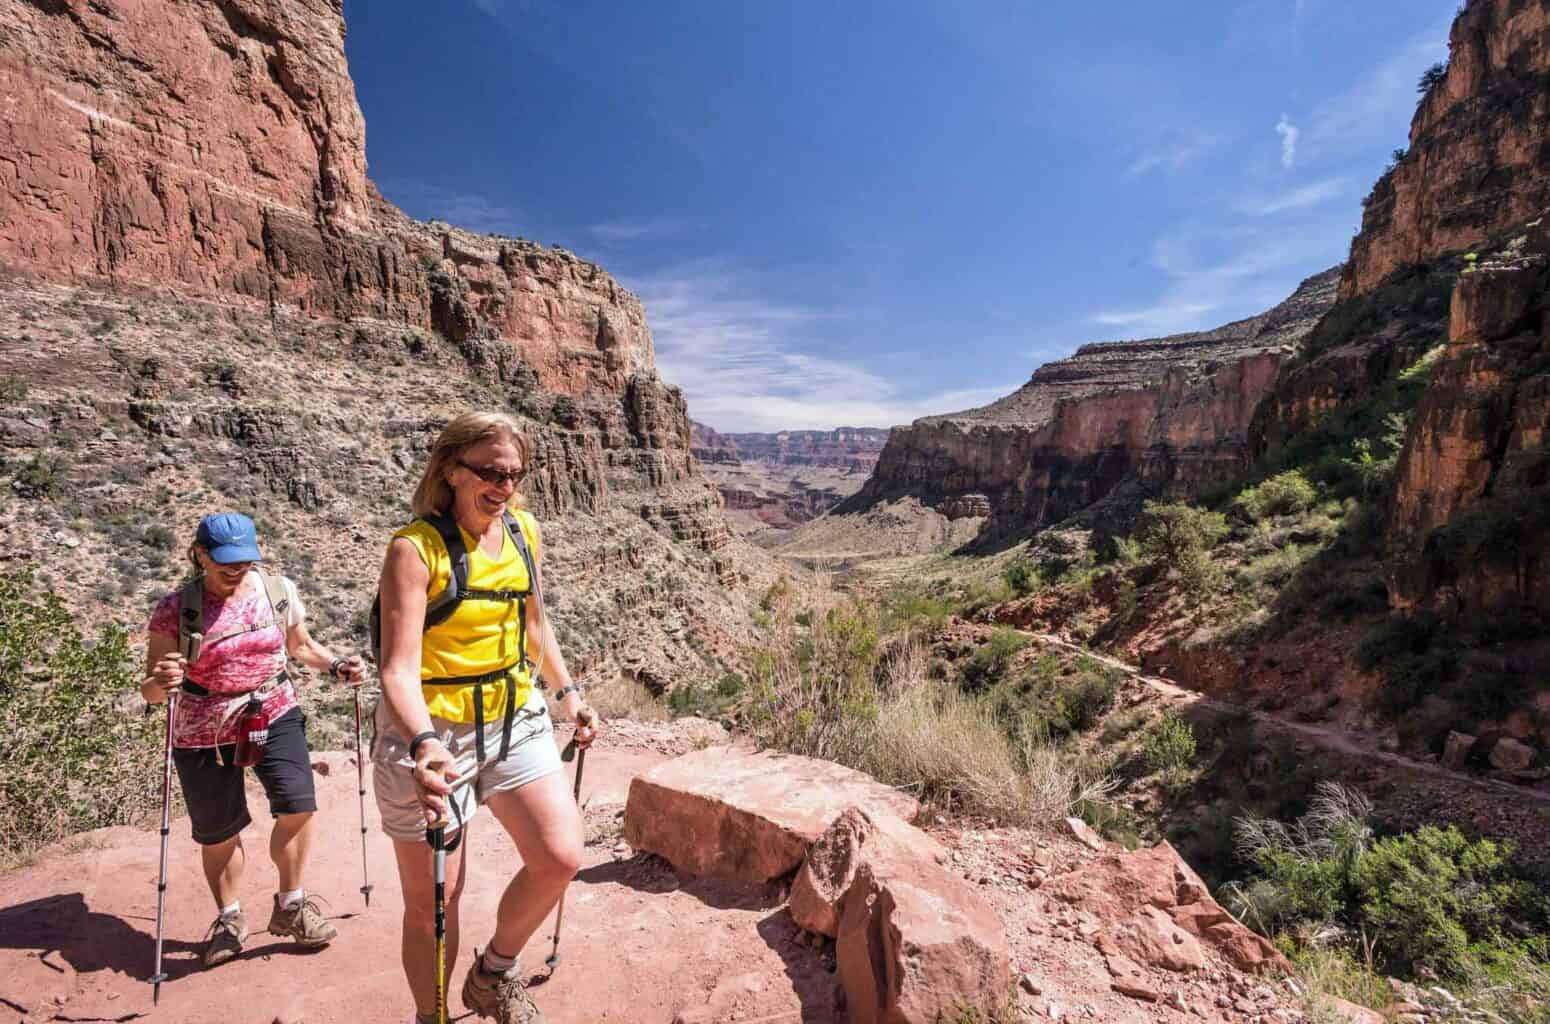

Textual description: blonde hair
[411,411,530,518]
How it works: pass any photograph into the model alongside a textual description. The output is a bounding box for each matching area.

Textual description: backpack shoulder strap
[255,570,292,627]
[423,512,469,630]
[504,511,541,605]
[178,576,205,660]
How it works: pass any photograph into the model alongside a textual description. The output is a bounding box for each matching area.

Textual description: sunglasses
[457,460,526,486]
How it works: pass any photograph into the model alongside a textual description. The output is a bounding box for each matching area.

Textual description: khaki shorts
[371,684,561,843]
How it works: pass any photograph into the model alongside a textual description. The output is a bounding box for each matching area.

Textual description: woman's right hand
[140,652,185,704]
[411,737,458,826]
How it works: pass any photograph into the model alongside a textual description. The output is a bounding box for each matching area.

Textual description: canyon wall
[1341,0,1550,299]
[852,270,1339,533]
[0,0,751,689]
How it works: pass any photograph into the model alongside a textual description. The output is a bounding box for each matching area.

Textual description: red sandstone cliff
[852,270,1338,533]
[1342,0,1550,299]
[0,0,749,688]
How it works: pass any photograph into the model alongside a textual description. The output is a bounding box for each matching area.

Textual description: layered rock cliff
[0,0,754,691]
[691,423,890,474]
[1342,0,1550,298]
[850,269,1339,535]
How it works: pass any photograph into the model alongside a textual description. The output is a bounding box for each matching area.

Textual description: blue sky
[344,0,1455,432]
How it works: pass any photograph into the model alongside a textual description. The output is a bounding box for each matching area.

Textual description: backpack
[368,510,541,668]
[179,570,291,666]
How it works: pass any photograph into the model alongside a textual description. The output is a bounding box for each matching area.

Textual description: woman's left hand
[574,704,600,749]
[331,654,367,688]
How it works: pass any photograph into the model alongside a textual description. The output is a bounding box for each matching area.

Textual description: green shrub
[0,375,26,401]
[959,628,1029,692]
[0,570,164,860]
[1418,61,1448,94]
[1002,558,1039,597]
[1143,712,1197,772]
[1134,501,1227,567]
[13,454,66,499]
[1232,471,1318,523]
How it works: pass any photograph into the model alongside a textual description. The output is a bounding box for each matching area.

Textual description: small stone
[1020,972,1042,995]
[310,760,331,777]
[1046,1002,1063,1020]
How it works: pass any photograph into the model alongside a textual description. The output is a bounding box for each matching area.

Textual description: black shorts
[172,707,318,845]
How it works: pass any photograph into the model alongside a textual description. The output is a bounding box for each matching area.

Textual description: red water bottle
[233,693,268,768]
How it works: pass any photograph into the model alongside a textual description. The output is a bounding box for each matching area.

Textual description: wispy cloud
[635,265,1002,431]
[378,180,528,236]
[1090,220,1340,338]
[588,217,695,244]
[1305,28,1449,162]
[1241,176,1349,216]
[1126,131,1220,177]
[1275,114,1299,168]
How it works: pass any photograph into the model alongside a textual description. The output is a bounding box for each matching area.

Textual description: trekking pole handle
[424,756,479,830]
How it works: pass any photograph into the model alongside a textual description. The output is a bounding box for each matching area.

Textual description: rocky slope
[1342,0,1550,298]
[841,269,1338,543]
[0,0,766,694]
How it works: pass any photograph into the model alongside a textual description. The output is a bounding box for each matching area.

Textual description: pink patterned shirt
[148,573,305,749]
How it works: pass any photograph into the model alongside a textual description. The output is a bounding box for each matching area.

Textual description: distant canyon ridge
[690,422,890,537]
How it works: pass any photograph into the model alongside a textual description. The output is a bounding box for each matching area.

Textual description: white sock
[481,945,518,974]
[219,900,241,918]
[277,888,304,910]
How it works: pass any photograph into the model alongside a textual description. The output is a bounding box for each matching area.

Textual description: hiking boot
[200,909,248,967]
[461,948,546,1024]
[266,894,337,947]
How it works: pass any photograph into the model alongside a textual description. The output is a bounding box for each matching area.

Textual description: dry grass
[587,671,671,723]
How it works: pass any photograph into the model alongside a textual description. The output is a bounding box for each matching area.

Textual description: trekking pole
[427,820,449,1024]
[424,760,477,1024]
[544,740,586,976]
[353,688,373,908]
[150,692,177,1006]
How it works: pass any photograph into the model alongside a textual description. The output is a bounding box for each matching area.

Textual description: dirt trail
[0,730,842,1024]
[1024,632,1550,806]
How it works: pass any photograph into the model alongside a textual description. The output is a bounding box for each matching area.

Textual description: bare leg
[392,830,470,1017]
[200,834,245,909]
[269,811,315,892]
[482,771,583,960]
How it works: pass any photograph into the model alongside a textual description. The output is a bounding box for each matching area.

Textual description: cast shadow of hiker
[0,891,350,997]
[576,853,787,912]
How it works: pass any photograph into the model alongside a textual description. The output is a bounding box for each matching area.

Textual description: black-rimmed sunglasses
[458,459,526,486]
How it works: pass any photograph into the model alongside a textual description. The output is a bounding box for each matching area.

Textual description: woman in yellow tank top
[373,411,599,1024]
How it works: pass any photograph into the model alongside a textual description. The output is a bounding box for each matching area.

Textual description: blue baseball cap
[195,512,264,564]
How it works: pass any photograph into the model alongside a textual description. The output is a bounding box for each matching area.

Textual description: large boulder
[1045,841,1289,975]
[790,806,949,938]
[1489,737,1536,773]
[623,746,918,882]
[833,829,1011,1024]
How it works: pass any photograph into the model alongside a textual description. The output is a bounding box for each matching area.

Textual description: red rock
[1094,907,1204,973]
[623,746,918,883]
[1063,817,1106,852]
[1442,731,1477,771]
[1103,952,1161,1002]
[1490,737,1536,773]
[1319,995,1385,1024]
[789,806,947,938]
[1449,264,1542,346]
[836,850,1011,1024]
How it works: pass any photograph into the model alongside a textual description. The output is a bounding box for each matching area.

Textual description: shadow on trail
[0,891,356,1009]
[576,854,787,913]
[755,908,841,1023]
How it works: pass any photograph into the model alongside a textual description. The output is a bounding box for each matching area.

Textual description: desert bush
[1232,471,1318,523]
[959,628,1029,692]
[1134,501,1228,567]
[0,570,164,861]
[1142,712,1197,772]
[1232,785,1550,984]
[1002,557,1040,597]
[0,375,27,401]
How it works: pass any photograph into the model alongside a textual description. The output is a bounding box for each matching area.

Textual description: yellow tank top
[393,510,542,725]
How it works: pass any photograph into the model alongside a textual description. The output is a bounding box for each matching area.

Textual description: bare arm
[526,531,598,746]
[141,632,184,704]
[283,616,365,686]
[378,536,456,823]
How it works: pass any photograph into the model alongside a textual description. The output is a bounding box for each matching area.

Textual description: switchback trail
[1023,631,1550,807]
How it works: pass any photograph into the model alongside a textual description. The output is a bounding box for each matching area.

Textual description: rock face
[851,269,1338,536]
[691,424,892,474]
[622,746,919,883]
[0,0,750,687]
[1342,0,1550,299]
[1043,842,1289,977]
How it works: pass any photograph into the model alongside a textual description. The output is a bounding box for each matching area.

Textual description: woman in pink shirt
[141,512,365,968]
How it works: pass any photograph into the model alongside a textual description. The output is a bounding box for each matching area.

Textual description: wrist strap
[554,683,583,701]
[328,657,346,678]
[409,730,437,762]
